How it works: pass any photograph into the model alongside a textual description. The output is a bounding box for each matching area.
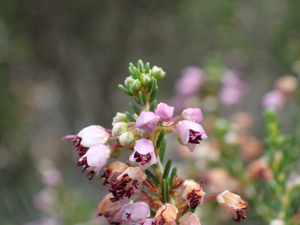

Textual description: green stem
[141,101,150,111]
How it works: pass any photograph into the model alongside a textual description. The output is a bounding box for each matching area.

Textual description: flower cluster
[62,60,248,224]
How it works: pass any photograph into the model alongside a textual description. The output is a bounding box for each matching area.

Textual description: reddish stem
[146,179,156,188]
[143,182,150,188]
[203,195,217,201]
[141,190,152,200]
[169,128,177,133]
[167,115,182,125]
[109,145,124,150]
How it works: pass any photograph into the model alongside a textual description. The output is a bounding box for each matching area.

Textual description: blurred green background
[1,0,300,224]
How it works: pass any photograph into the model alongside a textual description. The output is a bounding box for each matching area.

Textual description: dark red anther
[158,217,166,225]
[72,137,82,148]
[187,190,202,210]
[101,169,112,179]
[132,180,139,189]
[87,171,95,180]
[233,210,247,223]
[76,146,89,157]
[133,152,152,165]
[188,129,203,144]
[76,157,87,166]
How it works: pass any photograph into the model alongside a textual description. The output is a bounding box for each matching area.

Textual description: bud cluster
[62,60,248,224]
[119,60,165,109]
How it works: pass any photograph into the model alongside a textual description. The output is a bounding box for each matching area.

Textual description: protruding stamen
[61,135,77,140]
[194,132,207,137]
[188,129,204,144]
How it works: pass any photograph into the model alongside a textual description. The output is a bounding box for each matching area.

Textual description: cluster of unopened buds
[62,60,249,224]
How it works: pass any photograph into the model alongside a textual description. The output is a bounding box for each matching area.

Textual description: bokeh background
[1,1,300,225]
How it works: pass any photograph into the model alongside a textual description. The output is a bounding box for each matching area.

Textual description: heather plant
[62,60,249,224]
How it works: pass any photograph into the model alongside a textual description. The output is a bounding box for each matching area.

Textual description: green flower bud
[119,132,135,147]
[129,83,136,94]
[141,74,151,86]
[125,76,135,87]
[131,80,142,91]
[108,136,120,146]
[151,66,166,80]
[112,112,128,124]
[112,122,128,137]
[110,148,122,159]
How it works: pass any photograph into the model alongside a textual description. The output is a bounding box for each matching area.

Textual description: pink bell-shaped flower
[176,120,207,152]
[181,108,203,123]
[136,111,159,134]
[97,193,122,223]
[155,103,174,122]
[76,144,110,180]
[153,204,178,225]
[121,202,150,224]
[179,212,201,225]
[106,167,146,202]
[62,125,110,157]
[129,139,158,170]
[78,125,109,147]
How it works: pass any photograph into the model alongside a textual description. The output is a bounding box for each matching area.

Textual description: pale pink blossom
[222,70,247,90]
[175,67,206,96]
[106,167,146,202]
[217,190,248,222]
[176,120,207,152]
[179,212,201,225]
[219,70,248,106]
[121,202,150,224]
[42,169,61,186]
[77,125,109,147]
[62,125,109,157]
[218,86,243,106]
[155,103,174,122]
[182,180,205,210]
[110,203,128,224]
[136,111,159,134]
[97,193,122,223]
[181,108,203,123]
[153,204,178,225]
[101,161,130,184]
[129,139,158,170]
[262,90,285,110]
[76,144,110,180]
